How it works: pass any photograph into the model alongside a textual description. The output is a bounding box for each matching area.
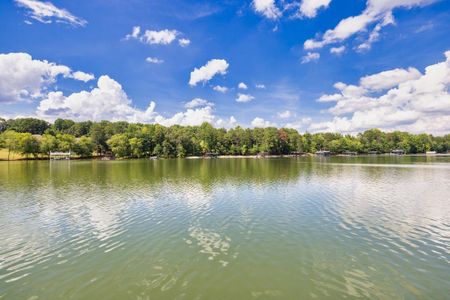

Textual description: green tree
[129,137,144,158]
[153,144,163,156]
[7,118,49,134]
[90,122,108,154]
[68,121,93,137]
[18,133,40,158]
[176,144,186,158]
[73,136,94,157]
[53,118,75,133]
[107,134,130,158]
[56,134,76,152]
[0,118,7,133]
[1,130,20,160]
[40,134,58,157]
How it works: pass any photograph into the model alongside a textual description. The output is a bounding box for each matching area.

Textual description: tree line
[0,117,449,159]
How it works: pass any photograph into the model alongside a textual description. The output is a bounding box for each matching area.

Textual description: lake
[0,157,449,299]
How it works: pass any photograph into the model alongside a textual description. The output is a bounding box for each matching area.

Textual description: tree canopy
[0,118,449,159]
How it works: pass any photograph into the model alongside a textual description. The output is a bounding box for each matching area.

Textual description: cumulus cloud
[184,98,214,109]
[304,0,436,51]
[15,0,87,26]
[360,67,421,90]
[213,85,228,93]
[309,50,450,135]
[330,46,346,55]
[255,84,266,89]
[125,26,141,40]
[285,117,312,131]
[70,71,95,82]
[155,106,236,128]
[178,38,191,47]
[277,110,292,119]
[0,52,93,103]
[251,117,277,128]
[236,93,255,103]
[189,59,229,86]
[37,75,157,123]
[146,57,164,64]
[301,52,320,64]
[238,82,248,89]
[142,29,178,45]
[357,12,395,51]
[34,75,237,128]
[252,0,281,19]
[299,0,332,18]
[125,26,190,47]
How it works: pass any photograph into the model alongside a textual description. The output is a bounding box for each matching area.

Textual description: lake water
[0,157,449,299]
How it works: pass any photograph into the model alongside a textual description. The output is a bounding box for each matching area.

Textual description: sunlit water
[0,157,449,299]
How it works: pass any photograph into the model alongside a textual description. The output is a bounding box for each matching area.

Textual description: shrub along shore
[0,118,449,160]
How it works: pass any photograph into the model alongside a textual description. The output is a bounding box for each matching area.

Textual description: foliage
[0,118,7,133]
[73,136,94,157]
[40,134,58,156]
[6,118,49,135]
[1,118,449,159]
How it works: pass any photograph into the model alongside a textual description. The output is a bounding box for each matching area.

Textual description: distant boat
[426,151,437,155]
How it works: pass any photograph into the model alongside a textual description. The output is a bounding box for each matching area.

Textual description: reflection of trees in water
[0,158,316,190]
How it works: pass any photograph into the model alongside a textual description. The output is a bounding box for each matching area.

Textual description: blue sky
[0,0,449,134]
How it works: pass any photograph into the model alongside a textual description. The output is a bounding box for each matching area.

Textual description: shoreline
[1,153,450,162]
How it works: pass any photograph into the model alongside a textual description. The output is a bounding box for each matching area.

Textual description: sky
[0,0,449,134]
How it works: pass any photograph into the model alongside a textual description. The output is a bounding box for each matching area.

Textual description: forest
[0,117,449,159]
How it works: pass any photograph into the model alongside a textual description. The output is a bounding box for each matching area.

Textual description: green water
[0,157,449,299]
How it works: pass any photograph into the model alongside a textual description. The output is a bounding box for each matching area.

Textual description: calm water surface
[0,157,449,299]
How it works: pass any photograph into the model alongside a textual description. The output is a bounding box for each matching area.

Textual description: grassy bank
[0,149,26,160]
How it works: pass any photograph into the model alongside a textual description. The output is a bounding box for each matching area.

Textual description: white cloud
[360,67,421,91]
[125,27,189,47]
[178,38,191,47]
[215,116,238,128]
[37,75,157,123]
[15,0,87,26]
[309,50,450,135]
[357,12,395,51]
[70,71,95,82]
[155,106,236,128]
[35,74,237,128]
[301,52,320,64]
[0,52,93,103]
[299,0,332,18]
[126,26,141,39]
[146,57,164,64]
[255,84,266,89]
[277,110,292,119]
[236,93,255,103]
[184,98,214,109]
[142,29,178,45]
[238,82,248,89]
[304,0,435,51]
[330,46,346,55]
[285,117,312,131]
[213,85,228,93]
[252,0,281,20]
[251,117,276,128]
[189,59,229,86]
